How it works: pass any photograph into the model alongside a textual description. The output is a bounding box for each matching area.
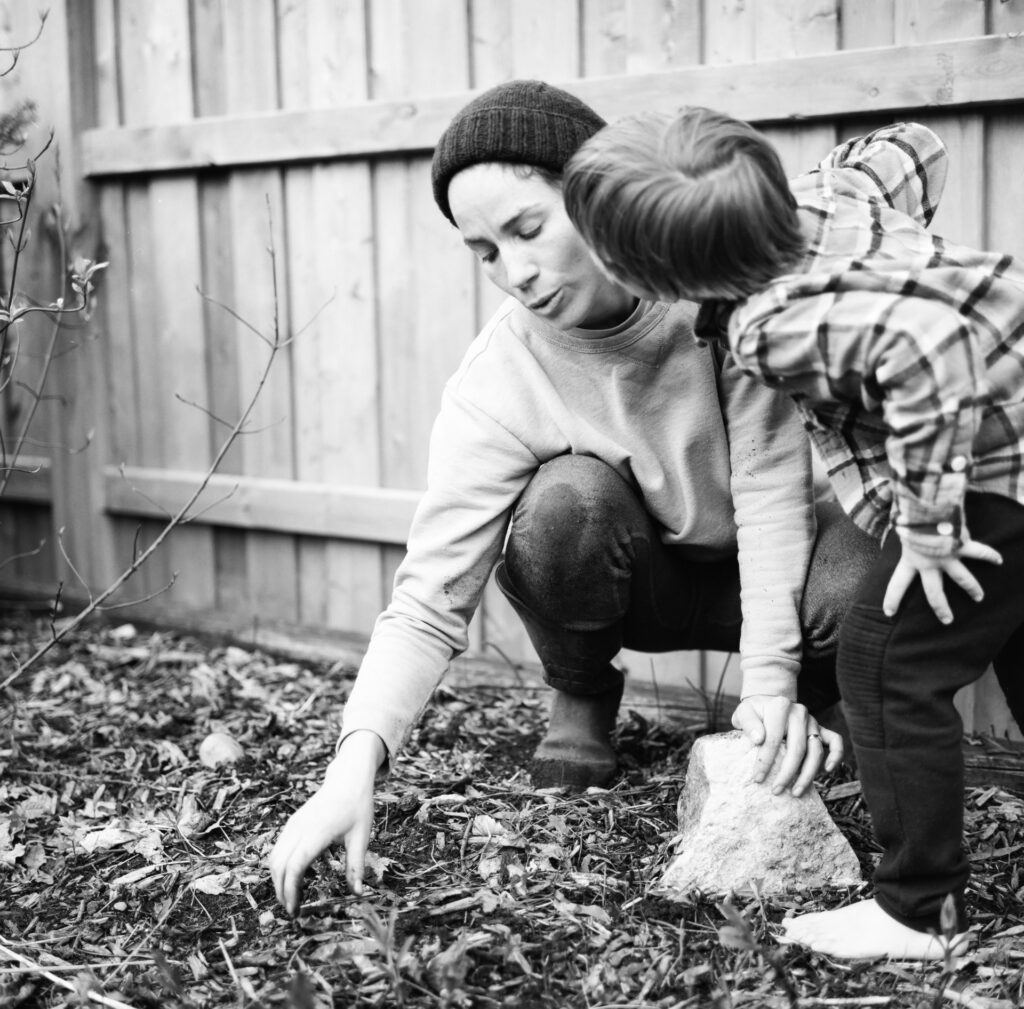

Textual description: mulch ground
[1,612,1022,1008]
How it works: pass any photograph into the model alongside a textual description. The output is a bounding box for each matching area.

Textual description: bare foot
[778,898,970,960]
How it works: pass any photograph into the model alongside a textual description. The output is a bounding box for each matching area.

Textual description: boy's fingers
[947,562,984,602]
[921,569,952,624]
[882,564,914,616]
[961,541,1002,566]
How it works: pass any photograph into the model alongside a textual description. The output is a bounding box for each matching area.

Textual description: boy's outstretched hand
[883,535,1003,625]
[268,730,385,916]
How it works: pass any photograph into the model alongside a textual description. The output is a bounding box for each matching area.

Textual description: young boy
[563,108,1024,960]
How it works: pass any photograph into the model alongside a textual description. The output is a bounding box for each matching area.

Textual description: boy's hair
[563,107,805,300]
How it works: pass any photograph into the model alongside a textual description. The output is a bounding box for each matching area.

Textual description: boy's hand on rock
[732,695,843,797]
[267,730,385,916]
[884,536,1002,625]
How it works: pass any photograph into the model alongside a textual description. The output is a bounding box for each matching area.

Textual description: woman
[269,80,877,915]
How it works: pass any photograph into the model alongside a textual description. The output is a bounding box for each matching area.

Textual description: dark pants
[838,492,1024,933]
[497,455,878,711]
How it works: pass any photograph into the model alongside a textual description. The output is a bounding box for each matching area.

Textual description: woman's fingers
[731,700,767,747]
[787,728,822,797]
[821,726,844,773]
[345,818,371,896]
[771,706,810,793]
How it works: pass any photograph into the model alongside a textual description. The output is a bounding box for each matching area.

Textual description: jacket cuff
[892,494,965,557]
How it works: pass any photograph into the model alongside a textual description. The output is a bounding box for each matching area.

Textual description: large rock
[658,731,861,898]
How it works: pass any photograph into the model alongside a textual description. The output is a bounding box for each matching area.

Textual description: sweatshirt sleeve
[717,349,816,701]
[339,384,539,763]
[813,122,948,228]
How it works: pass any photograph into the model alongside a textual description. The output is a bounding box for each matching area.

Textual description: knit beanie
[431,79,606,225]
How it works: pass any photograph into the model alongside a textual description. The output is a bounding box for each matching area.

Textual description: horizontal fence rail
[103,466,421,545]
[3,457,53,505]
[81,34,1024,177]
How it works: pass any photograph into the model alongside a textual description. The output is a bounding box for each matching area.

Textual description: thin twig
[0,936,140,1009]
[0,536,45,571]
[1,205,290,689]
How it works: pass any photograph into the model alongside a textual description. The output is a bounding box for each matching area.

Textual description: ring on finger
[807,731,822,742]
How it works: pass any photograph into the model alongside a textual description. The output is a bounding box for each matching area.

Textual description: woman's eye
[480,249,497,265]
[520,226,541,240]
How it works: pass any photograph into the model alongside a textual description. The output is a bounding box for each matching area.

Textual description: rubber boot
[530,673,625,790]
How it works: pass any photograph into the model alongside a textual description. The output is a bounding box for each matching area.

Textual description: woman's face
[448,162,635,331]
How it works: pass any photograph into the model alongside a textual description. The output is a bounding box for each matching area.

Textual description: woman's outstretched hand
[268,730,385,916]
[883,536,1002,625]
[731,694,843,797]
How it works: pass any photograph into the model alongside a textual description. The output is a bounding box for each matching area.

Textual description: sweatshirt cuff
[337,708,406,777]
[739,659,799,702]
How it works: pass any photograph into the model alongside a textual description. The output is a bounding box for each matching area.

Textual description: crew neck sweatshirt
[340,296,816,760]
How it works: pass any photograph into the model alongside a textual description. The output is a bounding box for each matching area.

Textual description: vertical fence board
[370,1,476,644]
[754,0,839,60]
[894,0,986,44]
[839,0,894,48]
[581,0,628,76]
[624,0,702,72]
[280,0,384,631]
[990,0,1024,34]
[219,0,299,621]
[90,0,145,603]
[49,0,119,593]
[581,0,703,76]
[705,0,756,64]
[117,1,215,609]
[0,4,59,466]
[0,1,64,594]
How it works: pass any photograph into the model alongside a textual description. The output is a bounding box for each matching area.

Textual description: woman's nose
[505,250,539,290]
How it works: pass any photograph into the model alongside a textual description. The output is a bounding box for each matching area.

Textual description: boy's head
[563,106,805,301]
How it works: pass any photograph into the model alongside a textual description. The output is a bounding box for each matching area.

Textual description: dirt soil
[1,612,1022,1008]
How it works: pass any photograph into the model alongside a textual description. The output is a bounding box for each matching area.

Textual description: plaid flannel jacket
[700,123,1024,552]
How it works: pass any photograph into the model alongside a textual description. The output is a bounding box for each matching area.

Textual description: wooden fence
[2,0,1023,737]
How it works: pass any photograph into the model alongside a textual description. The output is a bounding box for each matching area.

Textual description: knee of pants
[836,603,893,748]
[801,499,880,658]
[504,454,644,623]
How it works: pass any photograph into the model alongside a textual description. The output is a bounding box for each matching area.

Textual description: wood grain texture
[81,35,1024,176]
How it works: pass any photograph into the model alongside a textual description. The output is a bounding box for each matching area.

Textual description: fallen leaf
[75,826,139,854]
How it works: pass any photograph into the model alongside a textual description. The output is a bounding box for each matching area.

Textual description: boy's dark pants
[495,454,877,712]
[839,492,1024,933]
